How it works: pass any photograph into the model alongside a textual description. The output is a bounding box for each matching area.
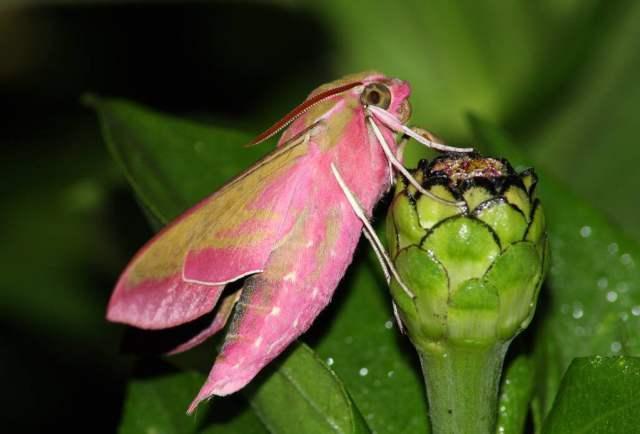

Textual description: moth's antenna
[248,81,362,147]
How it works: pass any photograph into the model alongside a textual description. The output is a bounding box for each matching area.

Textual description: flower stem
[417,341,509,434]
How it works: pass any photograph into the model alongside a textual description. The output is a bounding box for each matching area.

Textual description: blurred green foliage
[2,1,639,433]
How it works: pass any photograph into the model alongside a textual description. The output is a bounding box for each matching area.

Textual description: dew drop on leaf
[620,253,633,266]
[580,226,592,238]
[572,305,584,319]
[611,341,622,353]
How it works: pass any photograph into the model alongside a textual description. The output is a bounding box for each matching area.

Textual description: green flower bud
[386,154,548,434]
[388,153,547,346]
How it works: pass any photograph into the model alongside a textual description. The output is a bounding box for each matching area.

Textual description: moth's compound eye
[360,83,391,109]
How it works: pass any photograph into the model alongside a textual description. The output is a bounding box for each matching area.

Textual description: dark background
[2,1,639,432]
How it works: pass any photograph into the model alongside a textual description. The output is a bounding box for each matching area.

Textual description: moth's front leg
[330,163,414,299]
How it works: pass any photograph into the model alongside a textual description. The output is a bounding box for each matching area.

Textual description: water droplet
[580,226,592,238]
[326,357,334,366]
[572,306,584,319]
[500,405,506,412]
[366,413,375,420]
[611,341,622,353]
[359,367,369,377]
[621,253,633,266]
[344,336,353,344]
[608,242,619,255]
[442,353,448,358]
[631,306,640,316]
[597,277,608,289]
[620,312,629,322]
[561,304,570,315]
[384,320,393,330]
[606,291,618,302]
[387,370,395,378]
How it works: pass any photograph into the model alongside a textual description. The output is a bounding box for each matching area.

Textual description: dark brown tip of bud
[430,154,507,185]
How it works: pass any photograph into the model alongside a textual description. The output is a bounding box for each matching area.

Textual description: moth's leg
[367,116,467,208]
[404,125,473,153]
[412,126,440,144]
[392,301,406,334]
[396,133,410,163]
[167,288,242,355]
[386,155,394,188]
[362,229,391,284]
[330,163,415,299]
[367,105,473,152]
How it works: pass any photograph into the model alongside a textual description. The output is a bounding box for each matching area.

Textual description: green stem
[417,341,509,434]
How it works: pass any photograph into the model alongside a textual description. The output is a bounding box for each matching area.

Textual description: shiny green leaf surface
[118,364,267,434]
[542,356,640,434]
[496,356,535,434]
[247,343,370,434]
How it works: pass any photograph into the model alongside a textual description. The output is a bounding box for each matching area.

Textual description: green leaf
[542,356,640,434]
[85,95,265,222]
[306,0,602,142]
[525,2,640,241]
[91,98,372,433]
[247,343,370,434]
[470,117,640,415]
[119,366,204,434]
[496,356,535,434]
[118,362,267,434]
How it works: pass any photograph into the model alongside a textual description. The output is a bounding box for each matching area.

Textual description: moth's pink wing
[188,159,363,411]
[107,138,312,330]
[167,289,241,355]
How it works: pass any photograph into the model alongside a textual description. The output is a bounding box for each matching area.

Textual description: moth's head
[358,73,412,125]
[250,71,412,146]
[314,71,412,125]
